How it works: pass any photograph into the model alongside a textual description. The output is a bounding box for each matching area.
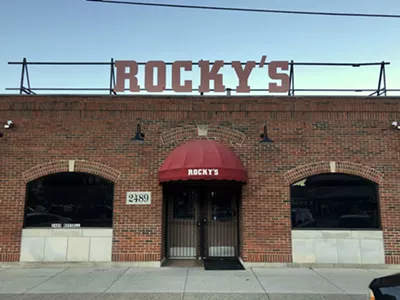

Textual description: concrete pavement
[0,266,398,300]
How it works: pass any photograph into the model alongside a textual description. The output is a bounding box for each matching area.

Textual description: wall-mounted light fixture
[131,124,145,142]
[260,124,273,143]
[4,120,13,129]
[0,120,13,138]
[391,121,400,130]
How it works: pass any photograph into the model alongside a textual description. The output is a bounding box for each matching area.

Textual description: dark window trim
[22,226,114,229]
[23,172,114,229]
[291,227,383,231]
[290,173,382,231]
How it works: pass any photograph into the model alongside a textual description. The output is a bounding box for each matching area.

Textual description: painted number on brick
[126,192,151,205]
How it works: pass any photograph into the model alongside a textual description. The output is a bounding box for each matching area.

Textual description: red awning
[159,140,247,183]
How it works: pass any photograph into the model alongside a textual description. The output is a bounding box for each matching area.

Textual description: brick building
[0,95,398,267]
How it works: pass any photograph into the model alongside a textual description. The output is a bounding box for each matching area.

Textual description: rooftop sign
[7,58,395,96]
[114,55,290,93]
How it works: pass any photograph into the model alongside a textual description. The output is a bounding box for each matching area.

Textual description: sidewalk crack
[181,267,189,300]
[23,267,70,294]
[310,268,354,299]
[102,267,130,294]
[251,268,270,300]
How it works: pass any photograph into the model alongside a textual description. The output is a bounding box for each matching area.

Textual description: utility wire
[86,0,400,19]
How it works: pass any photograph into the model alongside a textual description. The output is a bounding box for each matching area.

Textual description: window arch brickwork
[22,160,121,183]
[160,125,246,146]
[284,161,384,185]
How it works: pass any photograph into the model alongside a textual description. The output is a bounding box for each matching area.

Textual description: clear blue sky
[1,0,399,96]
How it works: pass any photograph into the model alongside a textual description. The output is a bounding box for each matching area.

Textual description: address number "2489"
[126,192,151,205]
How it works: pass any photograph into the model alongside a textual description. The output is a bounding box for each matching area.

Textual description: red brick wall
[0,95,400,263]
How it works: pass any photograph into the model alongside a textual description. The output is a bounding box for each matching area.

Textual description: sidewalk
[0,266,398,300]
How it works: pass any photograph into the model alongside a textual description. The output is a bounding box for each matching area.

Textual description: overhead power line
[86,0,400,19]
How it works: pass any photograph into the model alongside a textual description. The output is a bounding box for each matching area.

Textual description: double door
[165,184,240,259]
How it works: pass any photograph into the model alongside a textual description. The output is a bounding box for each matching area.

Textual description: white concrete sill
[20,228,113,262]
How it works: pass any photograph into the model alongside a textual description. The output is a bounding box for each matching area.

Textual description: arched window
[24,172,114,228]
[290,173,380,230]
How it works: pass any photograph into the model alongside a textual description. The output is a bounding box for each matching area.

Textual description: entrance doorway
[164,182,241,260]
[159,139,247,269]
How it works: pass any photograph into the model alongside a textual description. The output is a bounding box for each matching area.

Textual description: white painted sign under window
[126,192,151,205]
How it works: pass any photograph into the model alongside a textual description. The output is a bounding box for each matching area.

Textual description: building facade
[0,95,398,266]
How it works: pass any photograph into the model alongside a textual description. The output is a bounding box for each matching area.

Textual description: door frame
[163,181,242,260]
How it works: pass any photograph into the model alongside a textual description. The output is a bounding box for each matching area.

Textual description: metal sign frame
[6,58,399,96]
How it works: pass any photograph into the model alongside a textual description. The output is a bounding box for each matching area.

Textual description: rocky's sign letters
[188,168,219,176]
[114,55,289,94]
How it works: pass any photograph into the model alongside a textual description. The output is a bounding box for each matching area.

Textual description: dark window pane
[378,286,400,300]
[172,191,195,219]
[210,191,234,221]
[24,172,114,228]
[290,173,380,230]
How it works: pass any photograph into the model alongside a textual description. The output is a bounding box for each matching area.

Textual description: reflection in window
[210,191,235,221]
[378,286,400,300]
[25,172,114,228]
[172,191,195,219]
[290,173,380,230]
